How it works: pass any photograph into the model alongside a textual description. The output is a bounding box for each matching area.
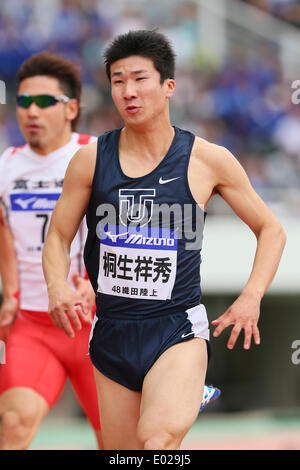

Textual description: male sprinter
[0,53,103,450]
[43,30,286,450]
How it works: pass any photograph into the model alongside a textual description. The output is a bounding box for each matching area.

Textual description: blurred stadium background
[0,0,300,450]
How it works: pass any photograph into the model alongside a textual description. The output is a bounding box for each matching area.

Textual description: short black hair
[17,52,82,130]
[104,30,176,84]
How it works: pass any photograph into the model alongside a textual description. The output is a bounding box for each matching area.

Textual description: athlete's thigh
[0,316,67,408]
[93,367,142,450]
[140,338,207,441]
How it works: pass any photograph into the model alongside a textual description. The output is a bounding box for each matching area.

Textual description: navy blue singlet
[84,126,206,318]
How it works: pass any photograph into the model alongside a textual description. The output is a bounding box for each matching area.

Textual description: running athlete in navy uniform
[42,30,286,450]
[86,124,213,393]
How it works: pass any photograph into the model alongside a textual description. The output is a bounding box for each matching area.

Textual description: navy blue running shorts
[89,304,211,391]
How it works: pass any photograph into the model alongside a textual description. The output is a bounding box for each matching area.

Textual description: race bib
[97,224,178,300]
[10,192,60,253]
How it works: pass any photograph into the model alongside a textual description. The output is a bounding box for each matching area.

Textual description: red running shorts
[0,309,100,430]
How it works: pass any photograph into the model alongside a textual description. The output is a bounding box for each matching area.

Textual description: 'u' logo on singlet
[119,189,156,226]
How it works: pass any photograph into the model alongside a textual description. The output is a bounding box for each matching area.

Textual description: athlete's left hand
[211,292,261,350]
[72,272,95,324]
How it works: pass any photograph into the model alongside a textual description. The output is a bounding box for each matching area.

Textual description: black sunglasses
[16,94,71,109]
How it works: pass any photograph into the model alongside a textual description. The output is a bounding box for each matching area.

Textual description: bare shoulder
[72,140,98,163]
[192,136,247,187]
[66,141,98,186]
[193,136,238,169]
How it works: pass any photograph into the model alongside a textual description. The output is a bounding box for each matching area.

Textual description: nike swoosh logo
[159,176,181,184]
[181,332,194,339]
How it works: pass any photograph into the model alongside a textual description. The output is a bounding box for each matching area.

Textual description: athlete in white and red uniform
[0,53,102,450]
[0,134,91,312]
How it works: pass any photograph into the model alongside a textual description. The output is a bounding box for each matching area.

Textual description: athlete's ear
[165,79,175,99]
[65,98,79,124]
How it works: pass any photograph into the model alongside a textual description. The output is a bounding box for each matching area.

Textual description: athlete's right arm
[42,141,97,337]
[0,149,19,337]
[0,209,19,338]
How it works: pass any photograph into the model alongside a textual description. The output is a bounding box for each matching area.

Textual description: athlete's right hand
[0,296,18,340]
[47,282,89,338]
[72,272,95,324]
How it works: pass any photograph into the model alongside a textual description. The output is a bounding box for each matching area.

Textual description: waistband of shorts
[18,308,54,326]
[96,306,195,321]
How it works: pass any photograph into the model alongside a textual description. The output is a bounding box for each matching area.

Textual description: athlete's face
[110,56,175,128]
[17,76,78,154]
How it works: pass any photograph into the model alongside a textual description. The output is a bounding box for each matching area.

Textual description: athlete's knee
[138,411,193,450]
[140,429,182,450]
[142,433,171,450]
[137,421,184,450]
[0,405,40,449]
[0,410,24,449]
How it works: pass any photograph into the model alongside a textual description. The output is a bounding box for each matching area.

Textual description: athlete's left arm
[209,146,286,350]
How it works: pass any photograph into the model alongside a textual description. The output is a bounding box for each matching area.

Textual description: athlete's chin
[123,113,150,130]
[26,135,45,149]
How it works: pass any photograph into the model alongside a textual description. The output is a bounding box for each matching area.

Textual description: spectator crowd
[0,0,299,214]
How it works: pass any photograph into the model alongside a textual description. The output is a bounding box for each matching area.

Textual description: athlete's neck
[120,122,175,163]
